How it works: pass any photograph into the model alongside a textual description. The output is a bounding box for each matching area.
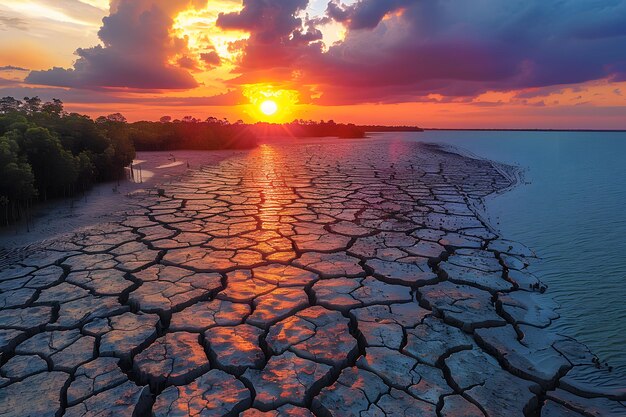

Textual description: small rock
[293,252,364,278]
[204,324,265,375]
[53,295,127,328]
[129,265,222,313]
[0,371,69,417]
[545,388,626,417]
[445,348,540,417]
[170,299,250,332]
[253,264,319,287]
[440,262,512,293]
[92,312,159,361]
[63,381,150,417]
[419,281,506,332]
[241,351,333,410]
[153,369,251,417]
[497,291,559,328]
[403,316,475,366]
[0,354,47,379]
[0,305,52,331]
[266,306,358,367]
[133,332,210,388]
[67,357,128,405]
[366,258,438,287]
[246,287,309,329]
[440,395,484,417]
[312,367,389,417]
[474,325,570,385]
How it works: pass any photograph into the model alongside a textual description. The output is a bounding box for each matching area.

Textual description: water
[373,131,626,376]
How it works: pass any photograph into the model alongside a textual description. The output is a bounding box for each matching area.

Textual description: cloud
[326,0,411,29]
[217,0,323,72]
[0,65,29,72]
[25,0,202,90]
[200,51,221,68]
[279,0,626,104]
[0,14,28,31]
[217,0,307,41]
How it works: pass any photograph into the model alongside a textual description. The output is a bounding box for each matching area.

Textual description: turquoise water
[375,131,626,375]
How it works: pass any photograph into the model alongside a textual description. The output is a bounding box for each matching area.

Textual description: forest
[0,96,137,225]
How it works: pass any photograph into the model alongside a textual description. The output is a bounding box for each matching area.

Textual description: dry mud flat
[0,140,624,417]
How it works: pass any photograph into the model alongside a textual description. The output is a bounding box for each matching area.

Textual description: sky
[1,0,626,128]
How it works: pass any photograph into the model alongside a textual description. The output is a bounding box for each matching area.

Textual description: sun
[260,100,278,116]
[243,84,299,121]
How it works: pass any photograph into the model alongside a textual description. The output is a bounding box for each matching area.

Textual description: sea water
[372,130,626,376]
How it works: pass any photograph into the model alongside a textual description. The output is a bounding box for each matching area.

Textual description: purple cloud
[294,0,626,103]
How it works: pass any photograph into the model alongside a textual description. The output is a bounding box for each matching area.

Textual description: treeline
[124,117,258,151]
[0,97,136,225]
[360,125,424,132]
[253,120,366,138]
[126,118,365,151]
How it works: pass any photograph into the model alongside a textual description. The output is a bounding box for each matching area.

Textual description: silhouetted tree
[41,99,64,117]
[105,113,127,123]
[0,96,22,114]
[182,116,199,123]
[23,96,42,115]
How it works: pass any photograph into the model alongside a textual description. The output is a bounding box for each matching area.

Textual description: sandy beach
[0,139,624,416]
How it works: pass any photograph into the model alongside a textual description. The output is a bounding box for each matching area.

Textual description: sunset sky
[1,0,625,128]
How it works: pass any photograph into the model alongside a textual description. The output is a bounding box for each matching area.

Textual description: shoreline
[441,142,626,380]
[0,139,624,416]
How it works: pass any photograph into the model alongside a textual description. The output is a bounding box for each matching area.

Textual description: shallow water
[372,130,626,376]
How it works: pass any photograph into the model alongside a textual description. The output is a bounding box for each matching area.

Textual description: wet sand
[0,139,624,416]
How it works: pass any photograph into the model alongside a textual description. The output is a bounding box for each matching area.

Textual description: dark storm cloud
[292,0,626,104]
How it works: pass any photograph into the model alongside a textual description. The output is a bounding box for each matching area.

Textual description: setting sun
[260,100,278,116]
[243,84,299,122]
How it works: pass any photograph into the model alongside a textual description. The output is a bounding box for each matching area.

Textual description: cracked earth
[0,140,624,417]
